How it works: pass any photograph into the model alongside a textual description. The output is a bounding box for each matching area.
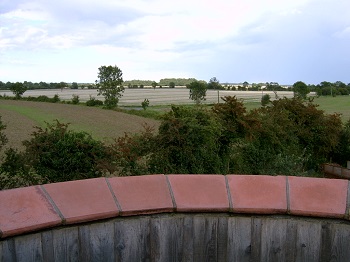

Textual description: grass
[0,104,65,127]
[312,96,350,121]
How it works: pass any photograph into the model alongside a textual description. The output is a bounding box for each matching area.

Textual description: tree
[293,81,309,99]
[261,94,271,106]
[71,82,79,89]
[207,77,222,90]
[10,82,27,99]
[169,82,175,88]
[188,81,207,104]
[96,65,124,109]
[151,81,157,89]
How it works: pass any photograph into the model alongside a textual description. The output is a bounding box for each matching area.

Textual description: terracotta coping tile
[43,178,119,224]
[167,174,229,212]
[288,176,348,218]
[227,175,287,214]
[108,174,174,216]
[0,186,62,238]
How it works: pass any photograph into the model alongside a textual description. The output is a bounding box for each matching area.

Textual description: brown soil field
[0,100,160,151]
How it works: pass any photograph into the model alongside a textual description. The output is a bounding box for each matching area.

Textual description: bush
[22,121,110,183]
[261,94,271,106]
[149,106,225,174]
[86,96,103,106]
[0,148,43,190]
[141,99,149,110]
[71,94,79,104]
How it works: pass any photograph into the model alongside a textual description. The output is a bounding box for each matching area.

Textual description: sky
[1,0,350,85]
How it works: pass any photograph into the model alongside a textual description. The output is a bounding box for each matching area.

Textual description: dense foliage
[1,96,350,190]
[187,81,207,104]
[95,65,124,109]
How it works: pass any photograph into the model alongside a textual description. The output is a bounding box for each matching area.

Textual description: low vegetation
[1,96,350,190]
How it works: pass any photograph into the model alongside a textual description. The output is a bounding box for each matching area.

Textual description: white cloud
[1,0,350,83]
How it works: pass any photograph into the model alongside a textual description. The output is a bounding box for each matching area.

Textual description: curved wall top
[0,174,349,239]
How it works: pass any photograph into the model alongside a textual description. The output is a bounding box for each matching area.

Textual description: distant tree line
[2,79,349,95]
[309,81,350,96]
[0,81,95,90]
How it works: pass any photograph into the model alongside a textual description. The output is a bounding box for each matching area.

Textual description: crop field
[0,88,296,105]
[0,100,160,151]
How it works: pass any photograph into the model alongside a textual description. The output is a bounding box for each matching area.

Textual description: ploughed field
[0,100,160,151]
[0,88,296,105]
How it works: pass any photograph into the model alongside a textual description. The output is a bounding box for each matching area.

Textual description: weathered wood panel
[150,215,184,261]
[227,216,252,262]
[14,233,43,262]
[295,220,321,262]
[0,238,16,262]
[1,214,350,262]
[181,215,194,262]
[260,218,289,262]
[193,216,220,261]
[329,223,350,261]
[77,222,115,262]
[114,216,151,262]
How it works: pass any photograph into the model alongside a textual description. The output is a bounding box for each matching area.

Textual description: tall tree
[293,81,309,99]
[96,65,124,109]
[188,81,207,104]
[207,77,223,90]
[10,82,27,99]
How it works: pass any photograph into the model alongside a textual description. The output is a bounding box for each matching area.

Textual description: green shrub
[86,96,103,106]
[141,99,149,110]
[0,148,43,190]
[22,121,110,183]
[149,106,225,174]
[71,94,80,104]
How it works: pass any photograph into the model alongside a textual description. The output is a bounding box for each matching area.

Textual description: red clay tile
[167,174,229,212]
[0,186,62,238]
[108,175,174,216]
[43,178,119,224]
[288,176,348,218]
[227,175,287,214]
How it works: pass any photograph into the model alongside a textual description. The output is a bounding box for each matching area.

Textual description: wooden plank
[320,222,333,261]
[114,216,151,262]
[217,216,228,261]
[41,230,54,262]
[260,218,288,262]
[78,224,92,262]
[193,215,218,262]
[251,217,263,261]
[14,233,43,262]
[79,222,115,262]
[0,238,16,262]
[329,223,350,261]
[295,220,321,262]
[182,216,194,262]
[285,219,297,262]
[53,226,80,262]
[226,216,252,262]
[150,215,183,261]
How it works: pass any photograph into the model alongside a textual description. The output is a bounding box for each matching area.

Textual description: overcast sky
[1,0,350,84]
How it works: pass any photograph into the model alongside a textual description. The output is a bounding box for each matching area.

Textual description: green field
[312,96,350,121]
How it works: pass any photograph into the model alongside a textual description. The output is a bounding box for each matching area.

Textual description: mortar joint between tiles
[224,175,234,212]
[346,181,350,220]
[40,185,66,224]
[165,175,177,211]
[105,178,123,215]
[286,176,291,214]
